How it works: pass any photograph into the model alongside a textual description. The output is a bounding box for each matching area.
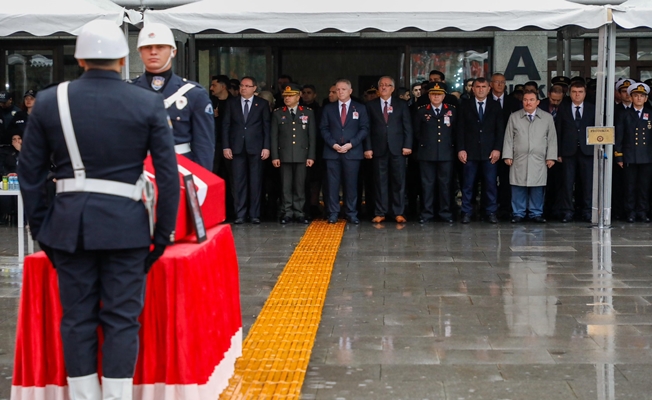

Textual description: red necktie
[383,101,389,123]
[341,103,347,126]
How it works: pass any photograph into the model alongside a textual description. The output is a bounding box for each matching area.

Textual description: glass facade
[410,47,490,93]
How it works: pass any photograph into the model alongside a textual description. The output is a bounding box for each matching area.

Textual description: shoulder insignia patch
[205,103,213,114]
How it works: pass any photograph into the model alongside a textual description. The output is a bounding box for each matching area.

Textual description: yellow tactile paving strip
[220,220,346,399]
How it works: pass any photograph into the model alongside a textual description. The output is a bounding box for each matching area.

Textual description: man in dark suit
[320,78,370,224]
[300,84,325,218]
[364,76,413,223]
[556,81,596,222]
[615,83,652,223]
[18,20,179,399]
[539,84,565,219]
[457,77,505,224]
[612,78,636,220]
[271,84,317,224]
[209,75,235,219]
[132,23,214,171]
[222,76,271,224]
[413,84,457,223]
[490,73,522,220]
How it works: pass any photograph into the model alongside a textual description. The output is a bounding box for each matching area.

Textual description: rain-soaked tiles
[302,221,652,399]
[2,220,652,399]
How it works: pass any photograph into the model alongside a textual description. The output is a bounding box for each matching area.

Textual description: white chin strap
[148,52,174,74]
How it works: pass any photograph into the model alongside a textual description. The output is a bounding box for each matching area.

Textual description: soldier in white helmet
[131,23,215,170]
[18,20,179,400]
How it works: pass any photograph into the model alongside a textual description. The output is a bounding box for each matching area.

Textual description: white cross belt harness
[164,83,196,156]
[55,81,157,236]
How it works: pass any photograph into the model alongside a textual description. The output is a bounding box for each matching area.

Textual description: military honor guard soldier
[615,82,652,223]
[271,84,317,224]
[413,83,457,223]
[132,23,215,171]
[18,20,179,400]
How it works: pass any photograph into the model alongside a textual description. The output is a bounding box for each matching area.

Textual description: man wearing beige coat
[503,91,557,223]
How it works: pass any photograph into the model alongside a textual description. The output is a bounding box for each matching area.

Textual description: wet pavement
[1,220,652,399]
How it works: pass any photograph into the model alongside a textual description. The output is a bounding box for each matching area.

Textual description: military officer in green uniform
[271,83,317,224]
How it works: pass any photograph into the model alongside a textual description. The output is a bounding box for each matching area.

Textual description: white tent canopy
[144,0,608,34]
[612,0,652,29]
[0,0,126,36]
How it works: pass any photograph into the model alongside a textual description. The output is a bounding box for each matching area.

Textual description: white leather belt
[56,177,145,201]
[174,142,191,154]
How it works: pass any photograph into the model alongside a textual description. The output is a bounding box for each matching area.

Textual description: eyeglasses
[379,84,394,88]
[239,84,255,88]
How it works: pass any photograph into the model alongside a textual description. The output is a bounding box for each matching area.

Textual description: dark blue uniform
[132,73,215,170]
[615,106,652,220]
[18,69,179,378]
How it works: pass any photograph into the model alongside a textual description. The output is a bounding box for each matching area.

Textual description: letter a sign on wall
[504,46,541,81]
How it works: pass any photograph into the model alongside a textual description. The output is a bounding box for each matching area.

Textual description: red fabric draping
[12,224,241,395]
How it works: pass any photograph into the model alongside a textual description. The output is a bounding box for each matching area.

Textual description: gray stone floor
[2,220,652,399]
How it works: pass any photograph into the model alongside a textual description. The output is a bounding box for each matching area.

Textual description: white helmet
[137,23,177,50]
[74,20,129,60]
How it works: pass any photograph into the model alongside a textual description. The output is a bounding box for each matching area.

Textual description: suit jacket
[556,101,596,157]
[19,70,179,253]
[492,92,522,124]
[131,73,215,170]
[538,98,562,121]
[320,100,370,160]
[222,95,271,155]
[364,96,413,157]
[457,97,505,161]
[271,105,317,162]
[615,106,652,164]
[413,103,457,162]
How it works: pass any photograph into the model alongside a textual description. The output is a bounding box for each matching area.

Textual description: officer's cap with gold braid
[429,83,447,94]
[627,82,650,96]
[282,83,301,96]
[616,78,636,91]
[366,86,379,95]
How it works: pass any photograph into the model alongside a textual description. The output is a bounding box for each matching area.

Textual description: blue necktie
[478,101,484,123]
[244,99,250,122]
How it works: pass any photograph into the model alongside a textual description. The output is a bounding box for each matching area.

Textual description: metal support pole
[188,34,197,82]
[564,35,571,77]
[592,18,616,228]
[556,31,564,77]
[122,23,130,81]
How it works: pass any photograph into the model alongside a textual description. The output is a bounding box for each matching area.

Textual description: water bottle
[9,176,15,191]
[14,176,19,191]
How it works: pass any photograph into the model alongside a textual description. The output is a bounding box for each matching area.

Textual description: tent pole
[122,23,130,80]
[592,17,615,228]
[564,35,571,76]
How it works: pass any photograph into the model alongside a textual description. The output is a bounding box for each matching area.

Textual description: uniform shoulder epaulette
[444,103,456,108]
[273,107,281,112]
[304,106,313,111]
[417,104,428,109]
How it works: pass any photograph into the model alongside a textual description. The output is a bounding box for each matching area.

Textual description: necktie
[383,101,389,123]
[575,106,581,128]
[291,108,295,120]
[551,106,557,119]
[529,114,534,122]
[638,110,642,119]
[341,103,347,126]
[478,101,484,123]
[435,108,440,116]
[244,99,250,122]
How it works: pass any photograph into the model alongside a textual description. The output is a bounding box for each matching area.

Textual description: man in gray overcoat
[503,91,558,223]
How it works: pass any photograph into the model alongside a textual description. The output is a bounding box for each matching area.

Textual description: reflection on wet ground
[2,221,652,399]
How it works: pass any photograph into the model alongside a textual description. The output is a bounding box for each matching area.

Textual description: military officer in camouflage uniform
[271,83,317,224]
[615,82,652,223]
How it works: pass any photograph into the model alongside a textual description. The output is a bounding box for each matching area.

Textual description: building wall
[494,31,548,97]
